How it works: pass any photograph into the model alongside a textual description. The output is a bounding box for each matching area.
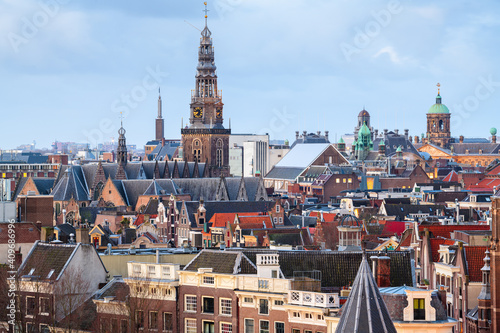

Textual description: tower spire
[203,2,209,28]
[156,87,164,140]
[117,113,127,166]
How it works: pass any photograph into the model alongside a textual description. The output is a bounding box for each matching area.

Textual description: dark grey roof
[172,178,220,201]
[183,250,257,274]
[265,166,304,180]
[336,255,397,333]
[382,204,445,220]
[244,177,261,201]
[0,152,48,164]
[373,131,419,156]
[289,215,317,227]
[450,142,500,154]
[121,180,155,208]
[291,132,330,148]
[56,223,76,236]
[225,178,241,200]
[51,167,89,201]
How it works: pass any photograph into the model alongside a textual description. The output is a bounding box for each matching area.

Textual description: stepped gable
[242,250,413,288]
[183,250,257,274]
[335,254,397,333]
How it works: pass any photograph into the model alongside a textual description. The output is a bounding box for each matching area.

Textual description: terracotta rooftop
[465,246,488,282]
[420,224,490,239]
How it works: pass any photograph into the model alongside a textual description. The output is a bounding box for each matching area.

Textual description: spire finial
[437,82,440,95]
[120,111,123,128]
[203,2,209,27]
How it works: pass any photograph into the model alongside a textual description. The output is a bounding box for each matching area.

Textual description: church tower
[425,83,451,148]
[117,118,127,166]
[156,88,164,141]
[181,2,230,177]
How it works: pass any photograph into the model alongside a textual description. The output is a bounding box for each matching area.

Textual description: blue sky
[1,0,500,149]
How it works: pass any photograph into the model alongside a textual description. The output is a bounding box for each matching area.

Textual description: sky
[1,0,500,150]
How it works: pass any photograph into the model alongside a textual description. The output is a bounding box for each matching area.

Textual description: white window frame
[244,318,254,333]
[220,298,232,316]
[220,322,233,333]
[185,318,197,333]
[185,295,197,312]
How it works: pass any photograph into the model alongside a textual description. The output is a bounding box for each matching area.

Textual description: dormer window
[414,298,425,320]
[47,269,55,279]
[28,268,35,275]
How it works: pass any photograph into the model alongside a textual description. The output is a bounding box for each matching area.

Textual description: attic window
[47,269,55,279]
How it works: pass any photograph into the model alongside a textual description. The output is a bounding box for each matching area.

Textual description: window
[149,311,158,329]
[111,319,119,333]
[185,319,197,333]
[185,295,197,312]
[163,312,173,332]
[220,298,232,315]
[272,270,278,278]
[202,297,214,314]
[244,319,254,333]
[243,297,253,304]
[292,330,300,333]
[40,297,50,314]
[259,320,269,333]
[136,310,144,329]
[336,178,340,183]
[47,269,55,279]
[414,298,425,320]
[133,264,141,274]
[259,299,269,315]
[293,311,300,318]
[121,319,128,333]
[203,276,214,285]
[317,314,324,320]
[162,266,171,278]
[343,178,347,183]
[26,296,35,316]
[221,322,233,333]
[305,313,313,319]
[275,322,285,333]
[274,300,284,306]
[276,205,280,213]
[304,330,312,333]
[203,321,214,333]
[40,324,50,333]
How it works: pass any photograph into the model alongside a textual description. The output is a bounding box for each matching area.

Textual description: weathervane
[437,82,440,95]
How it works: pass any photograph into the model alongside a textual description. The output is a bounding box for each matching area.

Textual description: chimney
[317,131,321,136]
[162,137,165,147]
[75,227,90,244]
[493,135,497,144]
[325,131,329,141]
[370,256,379,280]
[459,135,464,144]
[395,129,399,136]
[437,288,447,311]
[303,130,307,138]
[384,129,388,136]
[374,129,378,137]
[376,256,391,287]
[404,129,409,141]
[295,131,299,140]
[414,135,420,143]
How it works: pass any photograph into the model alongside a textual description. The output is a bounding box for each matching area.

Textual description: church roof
[335,255,397,333]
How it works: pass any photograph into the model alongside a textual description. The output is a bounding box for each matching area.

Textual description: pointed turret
[335,255,397,333]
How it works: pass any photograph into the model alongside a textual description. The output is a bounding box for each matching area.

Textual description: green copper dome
[396,145,402,153]
[428,94,450,114]
[490,127,497,136]
[339,137,345,144]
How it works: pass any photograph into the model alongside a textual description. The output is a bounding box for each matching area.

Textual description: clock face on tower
[216,108,222,119]
[193,107,203,118]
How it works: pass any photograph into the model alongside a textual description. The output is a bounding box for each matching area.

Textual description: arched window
[439,119,444,131]
[193,140,202,163]
[66,211,75,225]
[216,139,223,167]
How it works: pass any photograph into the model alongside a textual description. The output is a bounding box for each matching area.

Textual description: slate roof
[265,166,304,180]
[172,178,220,201]
[450,142,500,155]
[51,167,89,201]
[373,131,419,156]
[335,255,397,333]
[382,204,445,221]
[121,180,154,208]
[18,242,78,280]
[224,178,241,200]
[183,250,257,274]
[13,177,55,199]
[244,177,262,201]
[289,215,318,228]
[242,250,413,288]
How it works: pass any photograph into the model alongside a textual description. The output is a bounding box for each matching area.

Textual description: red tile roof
[464,246,488,282]
[443,170,459,182]
[209,212,257,228]
[398,228,413,247]
[380,221,408,237]
[429,238,448,262]
[468,178,500,191]
[487,164,500,176]
[237,215,273,228]
[420,224,490,239]
[309,211,338,222]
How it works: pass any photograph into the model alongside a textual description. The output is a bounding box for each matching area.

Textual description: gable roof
[183,250,257,274]
[420,224,490,239]
[18,241,78,281]
[335,255,397,333]
[464,246,488,282]
[443,170,459,182]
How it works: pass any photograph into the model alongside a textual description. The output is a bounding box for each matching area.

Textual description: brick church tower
[181,3,230,177]
[156,89,164,141]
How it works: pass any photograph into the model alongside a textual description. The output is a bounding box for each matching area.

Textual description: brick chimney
[376,256,391,287]
[414,135,420,143]
[459,135,464,143]
[75,227,90,244]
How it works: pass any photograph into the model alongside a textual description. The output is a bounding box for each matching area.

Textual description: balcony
[288,290,339,308]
